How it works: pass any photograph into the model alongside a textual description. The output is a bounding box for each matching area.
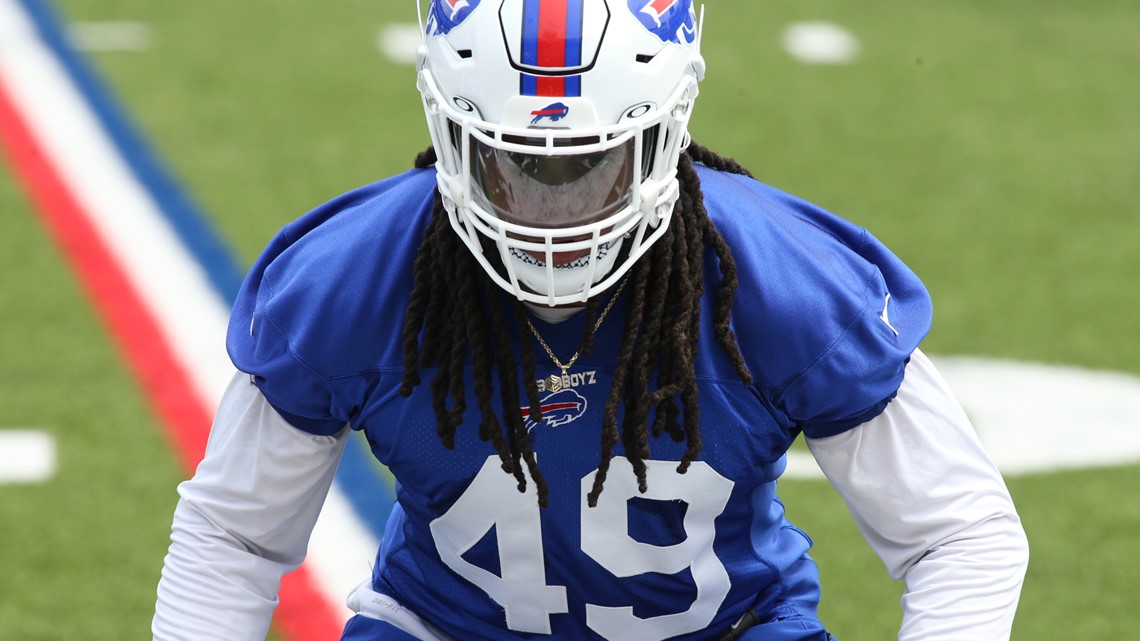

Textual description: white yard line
[784,356,1140,479]
[69,21,152,52]
[782,22,860,65]
[376,23,421,65]
[0,430,57,484]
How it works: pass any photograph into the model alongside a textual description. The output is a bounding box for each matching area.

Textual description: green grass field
[2,0,1139,639]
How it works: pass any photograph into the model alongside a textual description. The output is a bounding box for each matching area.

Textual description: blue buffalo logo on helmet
[628,0,697,44]
[426,0,481,36]
[530,102,571,125]
[520,389,588,431]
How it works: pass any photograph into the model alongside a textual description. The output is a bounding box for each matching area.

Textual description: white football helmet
[416,0,706,306]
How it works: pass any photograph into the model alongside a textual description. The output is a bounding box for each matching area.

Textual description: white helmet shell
[417,0,705,306]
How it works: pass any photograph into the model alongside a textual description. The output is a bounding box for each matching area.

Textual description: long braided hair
[399,142,754,507]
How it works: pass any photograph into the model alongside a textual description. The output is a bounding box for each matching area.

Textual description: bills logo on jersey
[521,389,588,431]
[530,102,571,124]
[426,0,481,36]
[628,0,697,44]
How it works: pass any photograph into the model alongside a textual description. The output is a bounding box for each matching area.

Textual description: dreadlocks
[399,142,753,507]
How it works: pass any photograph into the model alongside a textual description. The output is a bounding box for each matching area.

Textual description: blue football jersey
[227,165,932,641]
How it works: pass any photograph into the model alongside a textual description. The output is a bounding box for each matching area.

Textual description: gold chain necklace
[525,276,630,392]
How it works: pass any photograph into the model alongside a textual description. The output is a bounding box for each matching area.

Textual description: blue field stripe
[18,0,245,303]
[341,432,398,535]
[20,0,395,540]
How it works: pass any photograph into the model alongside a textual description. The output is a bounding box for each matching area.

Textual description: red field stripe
[0,84,344,640]
[0,82,210,471]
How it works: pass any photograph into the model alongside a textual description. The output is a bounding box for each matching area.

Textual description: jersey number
[429,456,734,641]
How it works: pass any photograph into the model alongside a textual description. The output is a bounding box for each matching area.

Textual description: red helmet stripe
[520,0,583,97]
[535,0,568,95]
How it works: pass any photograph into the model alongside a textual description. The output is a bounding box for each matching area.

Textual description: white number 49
[429,456,734,641]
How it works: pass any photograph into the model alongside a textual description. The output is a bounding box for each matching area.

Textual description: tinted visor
[469,136,635,228]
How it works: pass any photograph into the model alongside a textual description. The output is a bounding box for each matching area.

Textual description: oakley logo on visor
[530,102,571,125]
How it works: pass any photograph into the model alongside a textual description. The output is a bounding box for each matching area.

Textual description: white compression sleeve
[153,372,349,641]
[807,349,1029,641]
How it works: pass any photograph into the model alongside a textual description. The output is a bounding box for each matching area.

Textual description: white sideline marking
[1,0,233,415]
[376,23,421,65]
[782,22,859,65]
[307,477,382,610]
[0,430,57,484]
[1,0,362,620]
[784,356,1140,479]
[69,21,152,52]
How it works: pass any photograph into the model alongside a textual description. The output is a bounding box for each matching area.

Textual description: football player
[153,1,1028,640]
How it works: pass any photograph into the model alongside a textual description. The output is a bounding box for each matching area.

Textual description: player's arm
[153,371,349,641]
[807,348,1029,641]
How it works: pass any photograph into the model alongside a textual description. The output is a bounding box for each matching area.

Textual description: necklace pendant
[546,373,565,392]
